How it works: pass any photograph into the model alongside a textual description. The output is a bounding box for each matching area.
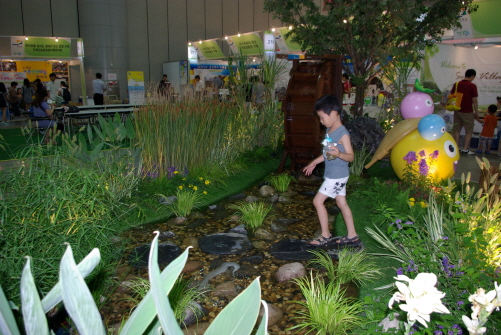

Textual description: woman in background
[22,78,35,113]
[32,89,64,144]
[0,83,8,125]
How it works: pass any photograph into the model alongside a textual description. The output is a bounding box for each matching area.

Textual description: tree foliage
[264,0,478,114]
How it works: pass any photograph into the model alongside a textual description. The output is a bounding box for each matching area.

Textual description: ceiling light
[225,36,228,40]
[55,37,59,42]
[238,33,241,37]
[25,36,28,40]
[188,42,192,46]
[271,28,275,32]
[199,40,202,44]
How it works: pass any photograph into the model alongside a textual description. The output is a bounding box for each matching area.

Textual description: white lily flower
[388,291,406,309]
[400,301,432,327]
[462,315,487,334]
[473,289,496,306]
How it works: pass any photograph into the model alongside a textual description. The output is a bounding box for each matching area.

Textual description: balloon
[400,92,434,119]
[418,114,446,141]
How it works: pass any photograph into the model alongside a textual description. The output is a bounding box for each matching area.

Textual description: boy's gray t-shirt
[324,125,350,179]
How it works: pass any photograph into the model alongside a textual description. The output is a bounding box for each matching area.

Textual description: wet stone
[181,302,208,328]
[327,206,341,215]
[228,192,246,200]
[253,228,274,241]
[276,218,301,226]
[234,264,260,279]
[228,224,248,235]
[198,233,253,255]
[299,190,316,197]
[158,231,175,240]
[270,239,319,261]
[271,222,288,232]
[267,194,279,203]
[259,185,275,197]
[128,243,181,269]
[186,218,207,229]
[245,195,259,202]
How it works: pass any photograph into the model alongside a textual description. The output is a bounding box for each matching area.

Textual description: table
[61,107,135,135]
[55,104,143,112]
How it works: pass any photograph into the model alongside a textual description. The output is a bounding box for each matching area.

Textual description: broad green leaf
[148,231,183,335]
[21,257,49,335]
[60,244,106,335]
[0,285,21,335]
[90,142,104,161]
[94,125,105,141]
[86,124,94,144]
[255,300,269,335]
[205,277,262,335]
[42,248,101,312]
[120,245,191,335]
[77,133,87,149]
[144,318,162,335]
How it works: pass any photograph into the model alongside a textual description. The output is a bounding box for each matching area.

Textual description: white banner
[425,44,501,106]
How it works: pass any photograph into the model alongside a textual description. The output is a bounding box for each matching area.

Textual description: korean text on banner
[11,37,71,58]
[225,33,264,55]
[192,40,224,60]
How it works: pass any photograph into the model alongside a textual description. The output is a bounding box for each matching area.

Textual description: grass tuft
[229,201,273,234]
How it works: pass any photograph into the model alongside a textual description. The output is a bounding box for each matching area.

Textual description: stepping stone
[299,191,317,198]
[187,218,207,229]
[327,206,340,215]
[270,238,364,261]
[199,233,253,255]
[228,192,246,200]
[128,243,181,269]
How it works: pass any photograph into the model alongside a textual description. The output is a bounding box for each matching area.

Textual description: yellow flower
[182,178,186,181]
[409,198,415,202]
[203,191,207,194]
[409,201,415,207]
[199,177,203,180]
[178,185,183,190]
[205,180,210,185]
[174,171,179,174]
[189,184,193,188]
[420,201,427,208]
[193,186,198,191]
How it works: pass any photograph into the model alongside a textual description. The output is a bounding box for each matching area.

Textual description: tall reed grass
[134,98,283,177]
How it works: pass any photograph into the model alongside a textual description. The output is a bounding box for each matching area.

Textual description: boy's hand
[303,163,316,176]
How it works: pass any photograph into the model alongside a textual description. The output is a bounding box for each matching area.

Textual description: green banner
[231,33,264,55]
[23,38,71,57]
[193,40,224,59]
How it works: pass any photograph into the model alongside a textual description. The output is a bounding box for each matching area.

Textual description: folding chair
[23,117,53,144]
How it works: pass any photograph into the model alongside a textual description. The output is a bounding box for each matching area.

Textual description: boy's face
[317,110,337,128]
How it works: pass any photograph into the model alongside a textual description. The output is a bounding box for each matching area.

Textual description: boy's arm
[336,134,354,162]
[303,155,324,176]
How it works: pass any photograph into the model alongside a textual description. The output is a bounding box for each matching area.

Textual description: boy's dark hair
[34,79,41,84]
[195,75,200,79]
[11,81,18,87]
[465,69,476,78]
[49,72,56,78]
[342,73,350,80]
[487,104,497,113]
[314,95,342,115]
[96,73,103,79]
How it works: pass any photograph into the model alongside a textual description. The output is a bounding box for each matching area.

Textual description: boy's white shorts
[318,177,349,198]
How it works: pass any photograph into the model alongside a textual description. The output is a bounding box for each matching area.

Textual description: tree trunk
[353,85,366,116]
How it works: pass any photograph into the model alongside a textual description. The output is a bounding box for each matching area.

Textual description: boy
[303,95,359,246]
[476,104,498,154]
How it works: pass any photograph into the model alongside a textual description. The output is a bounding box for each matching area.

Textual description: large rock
[181,302,207,328]
[245,195,259,203]
[228,224,248,235]
[198,233,253,255]
[182,236,199,249]
[259,185,275,197]
[212,281,238,299]
[253,228,274,241]
[257,303,284,328]
[182,260,204,273]
[275,262,307,283]
[128,243,181,269]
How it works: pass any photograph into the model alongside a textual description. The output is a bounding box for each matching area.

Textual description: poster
[127,71,145,105]
[225,33,264,56]
[1,60,69,82]
[423,44,501,106]
[192,40,224,60]
[11,37,71,58]
[273,27,302,53]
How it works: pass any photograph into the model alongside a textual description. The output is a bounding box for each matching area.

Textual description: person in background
[46,72,58,102]
[193,75,204,98]
[158,80,168,96]
[92,73,107,105]
[213,75,224,91]
[496,96,501,111]
[163,74,171,89]
[7,82,21,117]
[0,83,8,125]
[58,81,71,105]
[32,89,64,145]
[22,78,35,113]
[342,73,352,96]
[34,79,43,92]
[453,69,481,155]
[476,104,498,155]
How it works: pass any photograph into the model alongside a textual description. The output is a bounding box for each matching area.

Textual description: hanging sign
[192,40,224,60]
[453,8,473,39]
[263,32,275,52]
[273,27,302,53]
[225,32,264,55]
[11,37,71,57]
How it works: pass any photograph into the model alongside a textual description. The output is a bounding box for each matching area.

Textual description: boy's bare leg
[313,192,331,238]
[335,195,357,239]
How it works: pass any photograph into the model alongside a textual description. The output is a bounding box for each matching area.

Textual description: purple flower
[419,150,426,157]
[457,301,464,307]
[397,267,404,275]
[438,325,444,329]
[403,151,417,164]
[405,221,414,225]
[407,260,418,272]
[397,223,403,229]
[395,219,402,224]
[442,236,449,240]
[430,150,439,159]
[434,331,443,335]
[448,331,454,335]
[419,158,429,176]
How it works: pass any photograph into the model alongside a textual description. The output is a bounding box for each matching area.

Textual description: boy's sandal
[335,235,360,244]
[307,234,333,246]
